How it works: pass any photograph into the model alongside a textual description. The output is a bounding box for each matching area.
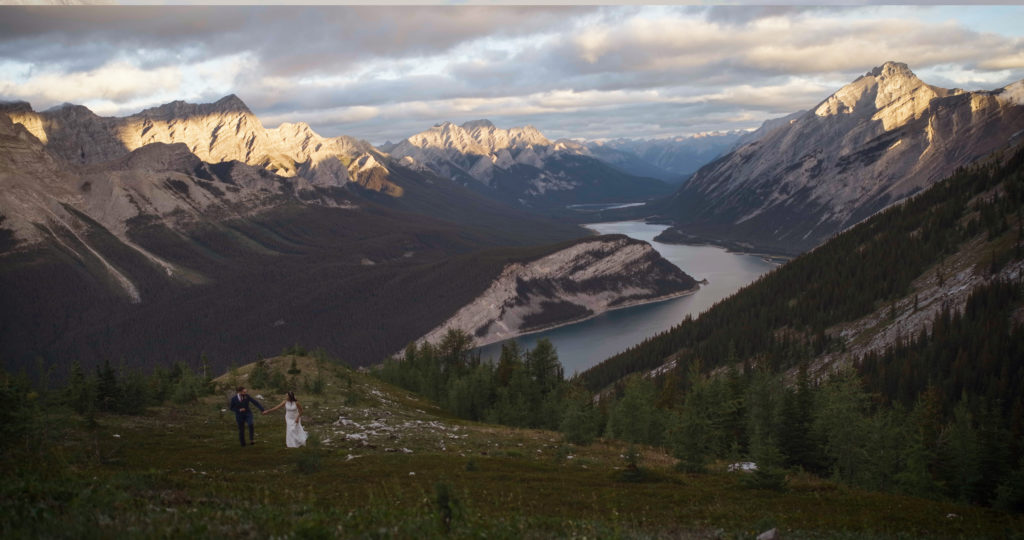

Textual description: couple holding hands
[229,387,308,448]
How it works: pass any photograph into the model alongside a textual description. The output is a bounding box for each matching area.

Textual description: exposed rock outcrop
[417,235,698,347]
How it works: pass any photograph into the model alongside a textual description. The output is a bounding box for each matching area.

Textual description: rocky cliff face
[386,120,671,208]
[0,110,338,301]
[661,62,1024,255]
[417,235,698,347]
[0,107,344,246]
[0,95,401,198]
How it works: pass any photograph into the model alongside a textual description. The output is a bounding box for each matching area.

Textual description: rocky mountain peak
[134,94,254,121]
[271,121,318,142]
[670,62,1024,255]
[43,102,101,120]
[507,125,550,147]
[0,100,34,115]
[211,94,250,114]
[460,119,495,130]
[869,61,916,79]
[814,61,937,128]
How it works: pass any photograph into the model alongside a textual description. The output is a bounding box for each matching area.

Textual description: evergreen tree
[606,375,664,446]
[895,388,944,497]
[95,359,121,413]
[745,368,782,462]
[813,369,872,486]
[65,360,95,414]
[559,383,603,446]
[942,394,983,504]
[777,365,823,472]
[669,368,715,472]
[495,341,522,387]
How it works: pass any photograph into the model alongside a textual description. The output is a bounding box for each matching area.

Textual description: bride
[262,391,308,447]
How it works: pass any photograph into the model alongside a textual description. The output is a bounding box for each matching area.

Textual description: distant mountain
[654,61,1024,255]
[0,96,701,378]
[583,132,746,183]
[385,120,672,209]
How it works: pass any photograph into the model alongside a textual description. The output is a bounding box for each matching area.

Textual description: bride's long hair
[287,391,296,402]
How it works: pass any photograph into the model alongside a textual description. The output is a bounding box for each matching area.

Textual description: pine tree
[95,359,121,412]
[559,383,602,446]
[606,375,663,445]
[670,368,714,472]
[942,394,983,504]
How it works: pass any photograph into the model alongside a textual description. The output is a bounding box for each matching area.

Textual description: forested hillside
[581,144,1024,393]
[558,143,1024,508]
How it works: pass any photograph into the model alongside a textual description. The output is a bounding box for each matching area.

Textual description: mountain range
[582,132,745,183]
[383,120,672,209]
[4,60,1024,379]
[0,95,693,376]
[651,62,1024,255]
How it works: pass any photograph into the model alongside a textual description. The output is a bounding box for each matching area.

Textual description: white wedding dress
[285,401,308,448]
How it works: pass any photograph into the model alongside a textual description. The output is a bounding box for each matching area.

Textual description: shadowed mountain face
[385,120,672,210]
[0,96,694,378]
[655,62,1024,256]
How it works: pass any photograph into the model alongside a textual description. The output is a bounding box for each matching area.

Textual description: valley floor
[4,355,1023,538]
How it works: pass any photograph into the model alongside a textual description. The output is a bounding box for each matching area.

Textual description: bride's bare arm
[263,399,287,414]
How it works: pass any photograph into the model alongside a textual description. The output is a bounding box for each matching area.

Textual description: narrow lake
[476,221,779,375]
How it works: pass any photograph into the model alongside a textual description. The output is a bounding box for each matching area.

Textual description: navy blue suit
[230,394,265,446]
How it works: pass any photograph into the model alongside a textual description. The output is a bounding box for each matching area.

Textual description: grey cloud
[3,5,1022,146]
[0,6,595,77]
[701,5,850,26]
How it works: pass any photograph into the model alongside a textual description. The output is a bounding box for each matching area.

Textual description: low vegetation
[5,351,1023,538]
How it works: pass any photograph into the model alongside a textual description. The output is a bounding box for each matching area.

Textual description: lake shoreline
[650,225,794,262]
[476,220,778,374]
[474,284,702,353]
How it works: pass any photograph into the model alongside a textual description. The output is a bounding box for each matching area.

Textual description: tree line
[374,330,597,438]
[375,145,1024,511]
[378,317,1023,511]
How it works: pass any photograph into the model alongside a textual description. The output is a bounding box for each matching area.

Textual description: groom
[230,386,265,446]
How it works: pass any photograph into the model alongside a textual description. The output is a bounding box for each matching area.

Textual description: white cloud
[0,52,257,115]
[1,61,182,106]
[980,51,1024,71]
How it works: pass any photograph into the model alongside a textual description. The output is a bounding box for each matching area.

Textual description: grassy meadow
[3,355,1023,539]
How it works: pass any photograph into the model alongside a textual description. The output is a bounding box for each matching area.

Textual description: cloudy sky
[1,4,1023,144]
